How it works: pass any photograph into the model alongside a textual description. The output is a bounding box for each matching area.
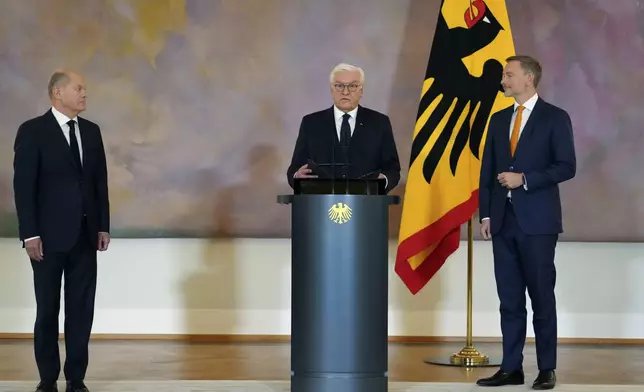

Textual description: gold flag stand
[424,217,501,367]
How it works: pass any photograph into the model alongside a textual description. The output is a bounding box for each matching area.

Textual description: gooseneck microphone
[331,119,336,195]
[340,113,351,195]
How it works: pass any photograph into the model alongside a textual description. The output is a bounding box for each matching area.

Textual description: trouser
[31,220,97,383]
[492,200,558,372]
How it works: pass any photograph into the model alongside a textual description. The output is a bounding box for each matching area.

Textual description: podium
[278,178,400,392]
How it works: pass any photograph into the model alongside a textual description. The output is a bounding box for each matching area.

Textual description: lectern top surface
[293,177,386,195]
[276,194,400,205]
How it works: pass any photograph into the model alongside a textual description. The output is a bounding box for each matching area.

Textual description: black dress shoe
[35,381,58,392]
[66,381,89,392]
[533,370,556,390]
[476,369,525,386]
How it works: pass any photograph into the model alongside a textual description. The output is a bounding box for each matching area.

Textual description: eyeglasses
[333,83,360,92]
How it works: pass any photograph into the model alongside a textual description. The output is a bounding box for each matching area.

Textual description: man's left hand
[98,232,110,251]
[497,172,524,189]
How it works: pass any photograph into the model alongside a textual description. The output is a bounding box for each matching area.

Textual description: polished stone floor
[0,381,643,392]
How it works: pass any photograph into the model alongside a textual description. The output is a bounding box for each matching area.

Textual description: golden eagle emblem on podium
[328,202,352,224]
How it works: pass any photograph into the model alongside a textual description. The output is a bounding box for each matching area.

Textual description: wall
[1,238,642,339]
[1,1,643,341]
[2,0,644,242]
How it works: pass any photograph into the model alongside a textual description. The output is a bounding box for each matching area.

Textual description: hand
[295,164,317,179]
[25,238,44,261]
[98,232,110,251]
[480,220,491,240]
[497,172,524,189]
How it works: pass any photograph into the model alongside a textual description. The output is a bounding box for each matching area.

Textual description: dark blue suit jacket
[478,97,576,235]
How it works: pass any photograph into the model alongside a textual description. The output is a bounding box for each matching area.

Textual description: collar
[51,106,78,127]
[514,93,538,112]
[333,105,358,122]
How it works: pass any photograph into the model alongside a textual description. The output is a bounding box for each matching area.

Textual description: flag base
[424,345,501,367]
[423,220,502,368]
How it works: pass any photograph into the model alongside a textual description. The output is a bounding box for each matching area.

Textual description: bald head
[48,68,87,117]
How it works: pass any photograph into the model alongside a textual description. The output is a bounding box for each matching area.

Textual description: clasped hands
[497,172,524,189]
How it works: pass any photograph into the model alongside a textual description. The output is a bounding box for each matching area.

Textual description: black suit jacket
[286,105,401,193]
[13,109,110,252]
[478,97,576,235]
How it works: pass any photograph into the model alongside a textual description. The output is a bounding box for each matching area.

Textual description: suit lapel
[514,98,544,156]
[499,107,513,158]
[349,105,366,148]
[77,118,90,173]
[325,106,339,145]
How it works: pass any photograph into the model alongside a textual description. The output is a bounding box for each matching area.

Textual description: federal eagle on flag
[396,0,516,294]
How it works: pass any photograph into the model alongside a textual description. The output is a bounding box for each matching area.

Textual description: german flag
[395,0,516,294]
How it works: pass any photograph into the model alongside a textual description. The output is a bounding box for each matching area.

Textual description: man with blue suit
[476,55,576,390]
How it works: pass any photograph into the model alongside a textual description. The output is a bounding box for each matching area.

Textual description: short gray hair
[506,55,542,88]
[48,71,70,99]
[329,63,365,85]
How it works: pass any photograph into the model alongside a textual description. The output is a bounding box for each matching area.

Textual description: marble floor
[0,381,643,392]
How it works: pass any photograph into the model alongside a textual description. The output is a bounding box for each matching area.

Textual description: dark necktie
[340,113,351,146]
[68,120,82,172]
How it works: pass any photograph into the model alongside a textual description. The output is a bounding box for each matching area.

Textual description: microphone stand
[331,124,337,195]
[342,143,349,194]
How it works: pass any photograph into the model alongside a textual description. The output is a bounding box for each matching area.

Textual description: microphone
[331,120,336,194]
[342,136,349,194]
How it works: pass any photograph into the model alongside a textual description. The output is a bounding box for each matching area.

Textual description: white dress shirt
[508,93,538,149]
[51,106,83,163]
[24,107,83,242]
[333,105,357,141]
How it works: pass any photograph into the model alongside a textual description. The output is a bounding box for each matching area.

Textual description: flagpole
[423,217,501,368]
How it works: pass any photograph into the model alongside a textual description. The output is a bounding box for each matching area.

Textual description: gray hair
[47,71,70,99]
[329,63,365,85]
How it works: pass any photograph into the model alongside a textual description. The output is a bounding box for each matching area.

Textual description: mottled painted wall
[0,0,642,241]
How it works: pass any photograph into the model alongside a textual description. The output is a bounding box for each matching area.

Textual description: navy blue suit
[479,96,575,372]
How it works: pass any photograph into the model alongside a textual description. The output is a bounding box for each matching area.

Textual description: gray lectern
[278,178,400,392]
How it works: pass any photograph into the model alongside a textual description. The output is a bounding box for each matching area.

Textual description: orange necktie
[510,105,525,156]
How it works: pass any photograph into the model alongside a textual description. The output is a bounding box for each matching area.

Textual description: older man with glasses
[286,63,401,193]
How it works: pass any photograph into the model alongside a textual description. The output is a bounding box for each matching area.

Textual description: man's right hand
[294,164,317,179]
[25,238,43,261]
[480,220,492,240]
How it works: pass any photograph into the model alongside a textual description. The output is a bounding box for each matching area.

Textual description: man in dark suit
[13,69,110,392]
[286,63,401,193]
[476,56,575,390]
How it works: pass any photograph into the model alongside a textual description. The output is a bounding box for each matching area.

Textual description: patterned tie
[510,105,525,157]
